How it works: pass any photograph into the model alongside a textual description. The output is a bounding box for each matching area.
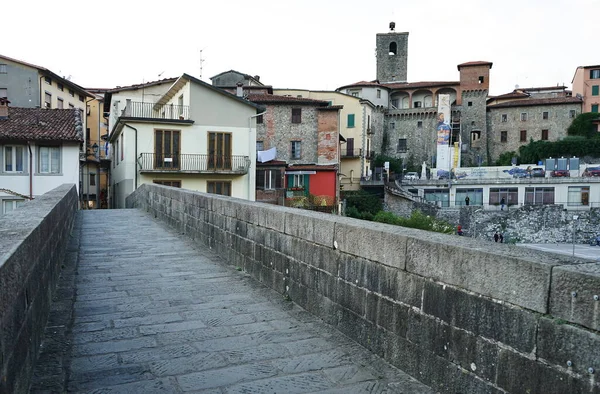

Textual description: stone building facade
[376,27,408,83]
[486,96,582,163]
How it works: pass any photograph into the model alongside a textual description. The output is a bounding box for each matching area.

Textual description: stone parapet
[127,184,600,394]
[0,184,78,394]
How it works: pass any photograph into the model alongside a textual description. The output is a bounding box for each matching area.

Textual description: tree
[567,113,600,139]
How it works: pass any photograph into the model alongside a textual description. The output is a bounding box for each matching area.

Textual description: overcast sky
[3,0,597,96]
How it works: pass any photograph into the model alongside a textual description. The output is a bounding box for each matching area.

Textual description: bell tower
[376,22,408,83]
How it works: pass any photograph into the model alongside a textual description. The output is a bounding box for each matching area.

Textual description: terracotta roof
[518,86,567,92]
[487,97,582,109]
[287,164,337,171]
[108,78,177,92]
[580,65,600,69]
[384,81,459,89]
[457,61,493,69]
[489,92,530,100]
[247,94,330,105]
[317,105,343,110]
[0,107,83,142]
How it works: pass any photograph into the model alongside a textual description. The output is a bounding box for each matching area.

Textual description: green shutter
[593,85,599,96]
[592,104,599,113]
[304,174,310,196]
[347,114,355,128]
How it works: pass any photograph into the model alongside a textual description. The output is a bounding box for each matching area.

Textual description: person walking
[500,197,506,211]
[494,232,499,242]
[499,233,504,243]
[465,196,470,206]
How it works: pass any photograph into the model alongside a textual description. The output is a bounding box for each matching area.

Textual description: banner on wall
[436,94,451,171]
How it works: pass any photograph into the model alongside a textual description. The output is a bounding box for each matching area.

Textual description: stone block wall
[0,184,78,394]
[127,184,600,394]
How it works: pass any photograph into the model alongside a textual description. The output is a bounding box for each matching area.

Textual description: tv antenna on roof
[199,48,206,80]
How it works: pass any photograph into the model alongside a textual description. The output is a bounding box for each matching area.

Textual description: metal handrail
[138,153,250,172]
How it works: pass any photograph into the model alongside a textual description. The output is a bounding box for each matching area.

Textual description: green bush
[567,112,600,139]
[373,210,454,234]
[342,190,382,216]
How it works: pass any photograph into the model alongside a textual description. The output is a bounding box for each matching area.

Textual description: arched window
[388,42,397,55]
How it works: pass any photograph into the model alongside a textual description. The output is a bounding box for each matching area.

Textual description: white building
[107,74,263,208]
[0,99,82,214]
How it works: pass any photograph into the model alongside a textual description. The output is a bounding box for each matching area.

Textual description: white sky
[3,0,597,96]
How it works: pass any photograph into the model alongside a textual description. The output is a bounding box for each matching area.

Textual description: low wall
[127,184,600,394]
[0,184,78,394]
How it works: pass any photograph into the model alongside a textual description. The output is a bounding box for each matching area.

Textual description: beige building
[572,65,600,113]
[274,89,376,191]
[107,74,262,208]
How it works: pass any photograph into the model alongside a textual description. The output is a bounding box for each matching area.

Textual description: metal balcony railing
[122,101,190,120]
[340,149,363,158]
[138,153,250,174]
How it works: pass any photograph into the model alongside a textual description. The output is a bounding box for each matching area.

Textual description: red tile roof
[384,81,459,89]
[489,92,530,100]
[457,61,493,69]
[287,164,337,171]
[108,78,177,92]
[0,107,83,142]
[247,94,330,105]
[487,97,582,109]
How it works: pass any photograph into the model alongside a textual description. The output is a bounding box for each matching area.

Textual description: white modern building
[0,99,83,214]
[106,74,263,208]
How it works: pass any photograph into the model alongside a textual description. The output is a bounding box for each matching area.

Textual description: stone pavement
[30,209,432,393]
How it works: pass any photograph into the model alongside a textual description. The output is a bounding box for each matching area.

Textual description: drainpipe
[39,75,44,108]
[123,124,138,191]
[27,142,33,198]
[248,110,266,200]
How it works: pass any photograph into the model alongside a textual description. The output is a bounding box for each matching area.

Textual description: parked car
[583,167,600,177]
[531,167,546,177]
[404,172,420,180]
[551,170,570,177]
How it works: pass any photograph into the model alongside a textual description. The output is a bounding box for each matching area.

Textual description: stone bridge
[1,184,599,393]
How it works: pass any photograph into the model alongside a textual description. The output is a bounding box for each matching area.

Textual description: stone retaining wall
[0,184,78,394]
[127,184,600,394]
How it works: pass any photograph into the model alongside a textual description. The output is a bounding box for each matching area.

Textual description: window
[79,94,84,102]
[57,83,63,91]
[543,111,549,120]
[525,187,555,205]
[520,130,527,142]
[456,188,483,206]
[568,186,589,206]
[414,101,422,108]
[478,76,484,84]
[44,92,51,108]
[500,131,507,142]
[207,181,231,196]
[207,132,231,170]
[289,174,305,188]
[69,89,74,97]
[593,86,600,96]
[592,104,599,113]
[178,95,184,113]
[38,146,60,173]
[397,138,407,153]
[4,146,25,172]
[569,109,576,118]
[57,98,64,109]
[86,128,91,141]
[89,173,96,186]
[256,114,263,124]
[489,188,518,207]
[417,121,423,128]
[347,114,355,128]
[468,101,473,107]
[350,90,359,97]
[291,108,301,123]
[520,112,527,121]
[590,69,600,79]
[2,199,25,214]
[391,99,399,108]
[424,189,450,207]
[541,129,549,140]
[377,89,381,99]
[155,130,181,169]
[120,134,124,161]
[290,141,301,159]
[0,64,6,74]
[153,180,181,188]
[390,122,396,130]
[256,169,282,190]
[256,141,264,152]
[296,95,302,98]
[44,76,52,85]
[501,114,507,122]
[68,103,74,109]
[0,88,7,98]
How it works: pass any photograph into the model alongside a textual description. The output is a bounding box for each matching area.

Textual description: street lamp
[572,215,579,256]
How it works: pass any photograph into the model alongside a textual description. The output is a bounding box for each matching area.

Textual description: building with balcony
[106,74,263,208]
[0,98,83,214]
[572,65,600,113]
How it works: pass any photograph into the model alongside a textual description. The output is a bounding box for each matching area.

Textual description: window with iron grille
[291,141,301,159]
[291,108,302,124]
[397,138,407,153]
[207,181,231,196]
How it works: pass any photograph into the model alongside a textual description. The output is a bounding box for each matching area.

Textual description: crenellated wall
[0,184,78,394]
[127,184,600,394]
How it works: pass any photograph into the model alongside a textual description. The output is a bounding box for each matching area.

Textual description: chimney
[254,75,260,82]
[236,82,244,97]
[0,97,10,119]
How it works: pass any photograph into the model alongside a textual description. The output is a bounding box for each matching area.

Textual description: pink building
[572,65,600,113]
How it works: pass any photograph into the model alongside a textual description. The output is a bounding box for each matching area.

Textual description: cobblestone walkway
[30,209,432,393]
